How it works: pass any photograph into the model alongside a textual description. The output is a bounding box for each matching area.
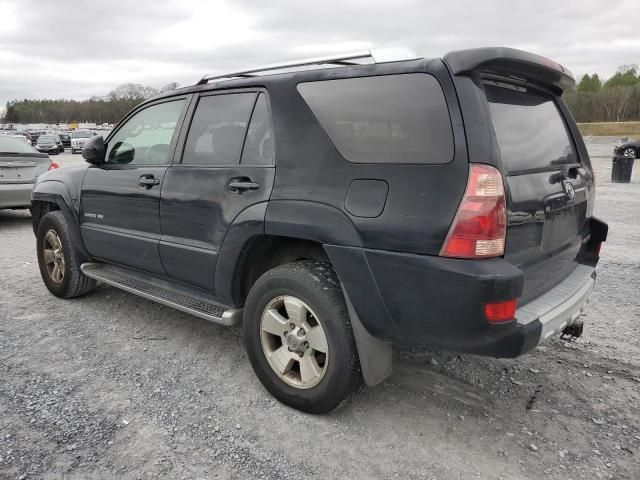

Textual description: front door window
[106,99,185,166]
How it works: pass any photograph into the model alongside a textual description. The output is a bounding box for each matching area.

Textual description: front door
[80,97,188,274]
[159,91,276,291]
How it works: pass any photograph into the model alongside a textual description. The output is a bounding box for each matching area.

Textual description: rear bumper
[0,183,34,208]
[326,245,598,358]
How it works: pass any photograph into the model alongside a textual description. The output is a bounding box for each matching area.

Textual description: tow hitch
[560,320,584,340]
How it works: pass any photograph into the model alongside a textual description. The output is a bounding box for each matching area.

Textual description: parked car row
[1,128,105,152]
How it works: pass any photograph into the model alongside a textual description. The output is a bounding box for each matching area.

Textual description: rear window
[297,73,454,164]
[0,136,37,154]
[484,82,577,172]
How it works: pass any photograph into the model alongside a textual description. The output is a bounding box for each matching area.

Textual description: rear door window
[182,93,256,166]
[241,93,275,166]
[297,73,454,164]
[484,82,577,173]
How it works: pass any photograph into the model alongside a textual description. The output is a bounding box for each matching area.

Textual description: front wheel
[622,147,637,158]
[243,261,362,413]
[36,211,96,298]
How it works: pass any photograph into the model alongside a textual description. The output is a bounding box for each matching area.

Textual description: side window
[106,99,185,166]
[241,93,275,165]
[297,74,454,164]
[182,93,256,166]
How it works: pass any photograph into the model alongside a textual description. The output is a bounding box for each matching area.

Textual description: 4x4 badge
[563,180,575,200]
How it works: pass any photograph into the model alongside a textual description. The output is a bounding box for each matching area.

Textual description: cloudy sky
[1,0,639,108]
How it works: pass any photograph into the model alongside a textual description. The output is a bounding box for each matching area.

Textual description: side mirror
[82,135,106,165]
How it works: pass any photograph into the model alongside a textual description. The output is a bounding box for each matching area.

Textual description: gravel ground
[1,143,639,480]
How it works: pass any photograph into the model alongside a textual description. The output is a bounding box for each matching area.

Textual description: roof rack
[196,47,420,85]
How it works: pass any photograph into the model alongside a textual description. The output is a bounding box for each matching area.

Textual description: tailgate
[483,80,592,303]
[0,153,50,184]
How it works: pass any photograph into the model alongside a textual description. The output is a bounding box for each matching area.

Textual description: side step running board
[80,262,242,326]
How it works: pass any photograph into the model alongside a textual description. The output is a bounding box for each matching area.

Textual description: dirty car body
[31,47,608,412]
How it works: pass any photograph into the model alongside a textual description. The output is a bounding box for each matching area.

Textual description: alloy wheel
[260,295,329,389]
[43,229,65,283]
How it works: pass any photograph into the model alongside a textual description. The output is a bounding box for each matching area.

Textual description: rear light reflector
[484,299,517,323]
[595,241,602,256]
[440,164,507,259]
[48,161,60,171]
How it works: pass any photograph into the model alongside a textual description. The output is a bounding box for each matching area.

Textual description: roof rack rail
[196,47,420,85]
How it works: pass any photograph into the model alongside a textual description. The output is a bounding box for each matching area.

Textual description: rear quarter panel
[265,59,469,255]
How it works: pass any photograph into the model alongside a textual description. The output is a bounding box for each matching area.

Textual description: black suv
[31,47,607,413]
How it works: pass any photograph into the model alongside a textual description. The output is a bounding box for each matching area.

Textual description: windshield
[38,136,57,144]
[484,81,577,173]
[0,136,38,154]
[72,131,92,139]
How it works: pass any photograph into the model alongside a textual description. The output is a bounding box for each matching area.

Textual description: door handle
[228,177,260,193]
[138,175,160,188]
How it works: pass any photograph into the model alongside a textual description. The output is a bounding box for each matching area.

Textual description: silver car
[0,136,58,209]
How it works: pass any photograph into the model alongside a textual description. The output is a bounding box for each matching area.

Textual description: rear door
[484,80,592,303]
[80,97,188,274]
[159,91,276,291]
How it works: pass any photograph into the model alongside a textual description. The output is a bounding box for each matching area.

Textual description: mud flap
[342,288,393,386]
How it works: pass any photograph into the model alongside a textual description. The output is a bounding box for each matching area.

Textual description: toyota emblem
[563,180,575,200]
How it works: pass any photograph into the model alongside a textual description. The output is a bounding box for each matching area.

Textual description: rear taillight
[440,163,506,259]
[484,299,517,323]
[48,161,60,171]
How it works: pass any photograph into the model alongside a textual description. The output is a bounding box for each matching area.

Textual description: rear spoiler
[443,47,575,93]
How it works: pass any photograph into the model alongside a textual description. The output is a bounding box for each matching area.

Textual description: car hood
[36,163,89,185]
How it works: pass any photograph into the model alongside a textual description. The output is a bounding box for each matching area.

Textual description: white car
[70,130,94,154]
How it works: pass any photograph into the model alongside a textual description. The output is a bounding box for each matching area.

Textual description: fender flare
[31,181,90,259]
[266,200,392,386]
[217,200,393,385]
[214,202,269,306]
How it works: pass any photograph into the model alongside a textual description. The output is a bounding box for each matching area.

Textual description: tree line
[2,82,179,124]
[4,65,640,124]
[564,65,640,122]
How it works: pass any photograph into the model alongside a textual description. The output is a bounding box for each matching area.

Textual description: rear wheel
[36,211,96,298]
[243,261,362,413]
[622,147,637,158]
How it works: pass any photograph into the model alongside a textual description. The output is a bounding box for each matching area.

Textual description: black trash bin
[611,155,635,183]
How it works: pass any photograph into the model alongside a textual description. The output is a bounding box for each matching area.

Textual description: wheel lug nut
[289,323,295,329]
[304,342,309,348]
[283,331,288,337]
[299,328,305,335]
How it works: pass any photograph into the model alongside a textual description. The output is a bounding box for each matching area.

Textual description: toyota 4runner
[31,47,608,413]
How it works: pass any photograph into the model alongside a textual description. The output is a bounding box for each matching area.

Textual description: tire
[243,261,362,413]
[622,147,637,158]
[36,211,96,298]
